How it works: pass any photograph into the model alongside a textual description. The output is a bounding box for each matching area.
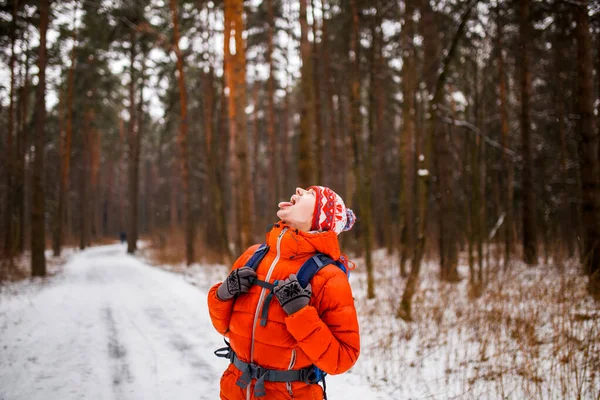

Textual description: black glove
[217,267,257,301]
[273,274,312,315]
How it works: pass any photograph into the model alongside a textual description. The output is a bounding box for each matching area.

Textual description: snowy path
[0,245,389,400]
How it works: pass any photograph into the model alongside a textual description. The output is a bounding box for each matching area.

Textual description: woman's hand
[217,267,257,301]
[273,274,312,315]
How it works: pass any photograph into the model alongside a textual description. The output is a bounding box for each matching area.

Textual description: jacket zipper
[286,349,297,397]
[248,227,288,400]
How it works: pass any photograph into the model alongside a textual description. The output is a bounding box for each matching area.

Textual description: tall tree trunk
[31,0,49,276]
[117,118,126,234]
[474,60,484,281]
[17,40,30,254]
[89,123,100,244]
[435,103,459,282]
[79,109,93,250]
[497,3,513,269]
[519,0,537,265]
[54,10,78,257]
[135,56,145,235]
[574,1,600,295]
[322,5,338,189]
[398,0,477,320]
[266,0,278,205]
[311,0,324,183]
[218,74,233,261]
[170,0,194,264]
[128,49,145,253]
[224,0,251,251]
[399,0,417,277]
[127,31,138,254]
[553,8,571,258]
[204,68,230,259]
[298,0,316,187]
[4,0,18,258]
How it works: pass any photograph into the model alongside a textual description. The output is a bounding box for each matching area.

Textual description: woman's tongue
[278,201,293,208]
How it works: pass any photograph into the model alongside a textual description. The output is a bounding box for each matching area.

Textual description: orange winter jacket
[207,223,360,400]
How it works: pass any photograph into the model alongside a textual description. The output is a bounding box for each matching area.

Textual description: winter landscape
[2,0,600,399]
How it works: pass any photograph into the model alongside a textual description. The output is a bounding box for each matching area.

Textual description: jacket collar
[265,222,341,261]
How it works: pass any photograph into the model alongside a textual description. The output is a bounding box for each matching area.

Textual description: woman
[208,186,360,400]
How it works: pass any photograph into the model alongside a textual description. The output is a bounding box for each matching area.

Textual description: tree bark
[170,0,194,264]
[321,5,338,189]
[399,0,417,277]
[4,0,18,258]
[17,38,30,254]
[497,3,513,269]
[311,0,324,184]
[79,108,93,250]
[435,104,459,282]
[298,0,316,187]
[519,0,537,265]
[127,30,138,254]
[224,0,252,251]
[204,67,230,259]
[54,9,78,257]
[31,0,50,276]
[266,0,278,205]
[574,1,600,295]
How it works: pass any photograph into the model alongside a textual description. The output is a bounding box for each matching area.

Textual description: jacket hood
[265,222,341,261]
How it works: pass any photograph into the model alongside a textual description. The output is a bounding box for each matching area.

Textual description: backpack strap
[240,243,279,327]
[296,254,336,288]
[244,243,270,271]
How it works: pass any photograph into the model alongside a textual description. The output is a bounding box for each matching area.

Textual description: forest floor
[0,244,388,400]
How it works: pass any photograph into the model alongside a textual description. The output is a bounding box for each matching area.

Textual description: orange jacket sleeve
[207,245,260,336]
[284,271,360,375]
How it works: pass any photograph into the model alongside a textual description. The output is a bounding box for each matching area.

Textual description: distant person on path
[119,231,126,244]
[208,186,359,400]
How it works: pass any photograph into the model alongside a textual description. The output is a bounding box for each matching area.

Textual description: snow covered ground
[0,244,390,400]
[162,248,600,400]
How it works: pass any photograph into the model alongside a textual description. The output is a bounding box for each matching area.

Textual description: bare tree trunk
[89,124,100,244]
[574,1,600,296]
[79,109,93,250]
[127,30,139,255]
[399,0,417,277]
[398,1,477,320]
[266,0,278,205]
[17,40,30,254]
[31,0,49,276]
[204,67,230,259]
[474,60,484,282]
[224,0,251,250]
[135,56,145,235]
[298,0,316,187]
[519,0,537,265]
[322,5,338,189]
[311,0,324,184]
[171,0,194,264]
[497,3,513,269]
[435,104,459,282]
[4,0,18,259]
[54,9,78,257]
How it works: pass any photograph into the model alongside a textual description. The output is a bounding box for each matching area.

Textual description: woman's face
[276,187,316,232]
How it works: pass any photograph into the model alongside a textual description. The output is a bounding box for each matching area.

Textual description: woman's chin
[276,209,288,221]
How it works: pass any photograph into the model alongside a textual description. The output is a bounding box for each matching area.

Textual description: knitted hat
[308,186,356,234]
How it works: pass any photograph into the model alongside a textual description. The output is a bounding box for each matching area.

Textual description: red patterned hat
[309,186,356,235]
